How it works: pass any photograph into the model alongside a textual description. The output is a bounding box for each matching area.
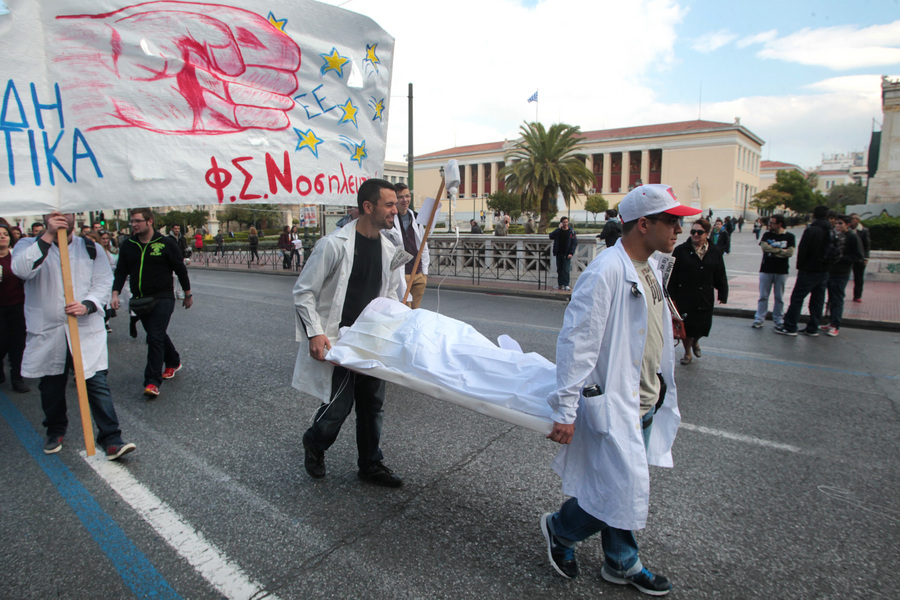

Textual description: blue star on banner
[267,12,287,31]
[340,136,367,166]
[294,128,323,157]
[337,98,359,128]
[369,97,385,121]
[320,47,350,78]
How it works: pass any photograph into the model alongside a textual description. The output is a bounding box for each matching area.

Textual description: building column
[602,153,611,194]
[641,149,650,185]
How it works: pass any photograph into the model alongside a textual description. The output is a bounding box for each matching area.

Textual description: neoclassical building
[413,119,764,224]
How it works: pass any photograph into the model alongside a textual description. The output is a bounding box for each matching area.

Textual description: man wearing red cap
[540,184,700,596]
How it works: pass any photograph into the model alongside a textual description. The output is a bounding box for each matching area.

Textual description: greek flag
[527,91,538,103]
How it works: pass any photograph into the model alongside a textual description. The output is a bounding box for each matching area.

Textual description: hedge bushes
[862,215,900,251]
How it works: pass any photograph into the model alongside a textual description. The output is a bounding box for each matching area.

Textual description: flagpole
[535,88,539,123]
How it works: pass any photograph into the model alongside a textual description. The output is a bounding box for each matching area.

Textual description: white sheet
[326,298,555,434]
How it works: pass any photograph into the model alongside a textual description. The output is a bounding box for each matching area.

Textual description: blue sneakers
[601,564,672,596]
[540,513,578,579]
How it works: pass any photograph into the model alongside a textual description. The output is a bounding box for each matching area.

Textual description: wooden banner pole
[402,176,445,306]
[57,228,96,456]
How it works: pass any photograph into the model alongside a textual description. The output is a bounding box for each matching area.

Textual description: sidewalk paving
[190,252,900,332]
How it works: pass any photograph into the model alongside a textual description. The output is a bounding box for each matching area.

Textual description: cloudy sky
[323,0,899,171]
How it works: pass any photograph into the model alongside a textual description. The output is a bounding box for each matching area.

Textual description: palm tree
[499,122,595,233]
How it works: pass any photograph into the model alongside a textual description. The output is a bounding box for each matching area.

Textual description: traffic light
[99,211,106,226]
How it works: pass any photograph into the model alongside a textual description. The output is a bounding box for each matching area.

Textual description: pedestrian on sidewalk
[541,184,699,597]
[248,227,260,264]
[752,215,794,329]
[777,205,832,337]
[549,217,577,290]
[822,215,864,337]
[278,226,292,270]
[294,179,405,488]
[667,218,728,365]
[11,212,135,460]
[849,213,870,303]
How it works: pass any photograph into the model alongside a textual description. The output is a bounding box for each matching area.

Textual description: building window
[470,163,479,197]
[628,151,641,189]
[649,149,662,184]
[483,163,492,195]
[610,152,622,193]
[459,165,466,198]
[592,153,603,191]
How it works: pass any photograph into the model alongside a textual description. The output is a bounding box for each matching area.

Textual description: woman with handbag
[666,219,728,365]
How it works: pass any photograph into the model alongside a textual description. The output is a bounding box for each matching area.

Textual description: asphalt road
[1,269,898,600]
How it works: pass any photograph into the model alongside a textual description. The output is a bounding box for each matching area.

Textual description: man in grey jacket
[293,179,405,487]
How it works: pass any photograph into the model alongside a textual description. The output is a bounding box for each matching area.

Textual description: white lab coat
[11,236,112,380]
[386,209,430,276]
[548,241,680,531]
[292,220,402,402]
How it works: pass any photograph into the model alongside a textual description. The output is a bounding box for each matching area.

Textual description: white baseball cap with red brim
[618,184,702,223]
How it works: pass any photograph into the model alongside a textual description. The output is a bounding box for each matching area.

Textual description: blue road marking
[0,392,182,600]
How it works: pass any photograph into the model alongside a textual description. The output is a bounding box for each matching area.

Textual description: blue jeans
[39,359,123,449]
[827,276,850,329]
[548,410,655,576]
[556,256,571,288]
[138,298,179,387]
[755,273,787,325]
[783,270,828,333]
[305,366,386,469]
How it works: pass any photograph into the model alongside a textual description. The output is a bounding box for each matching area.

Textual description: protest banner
[1,0,394,455]
[1,0,395,216]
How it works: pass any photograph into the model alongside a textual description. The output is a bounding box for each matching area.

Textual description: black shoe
[43,435,64,455]
[601,565,672,596]
[12,378,30,393]
[358,461,403,488]
[540,513,578,579]
[302,433,325,479]
[799,328,819,337]
[773,325,797,337]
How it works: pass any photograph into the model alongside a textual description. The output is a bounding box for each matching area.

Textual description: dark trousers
[827,276,850,329]
[852,261,866,300]
[556,256,571,288]
[39,354,123,449]
[305,366,385,469]
[783,270,829,333]
[0,303,26,381]
[138,298,179,387]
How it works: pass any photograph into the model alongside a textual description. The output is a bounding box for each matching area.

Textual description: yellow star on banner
[371,98,385,121]
[365,44,380,68]
[338,99,359,128]
[350,141,367,166]
[320,47,350,78]
[267,12,287,32]
[294,128,323,157]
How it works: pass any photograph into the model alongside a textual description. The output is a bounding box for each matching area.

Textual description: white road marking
[679,422,802,453]
[83,452,281,600]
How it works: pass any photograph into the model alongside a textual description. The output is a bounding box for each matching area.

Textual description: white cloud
[691,29,738,53]
[690,82,882,169]
[742,21,900,70]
